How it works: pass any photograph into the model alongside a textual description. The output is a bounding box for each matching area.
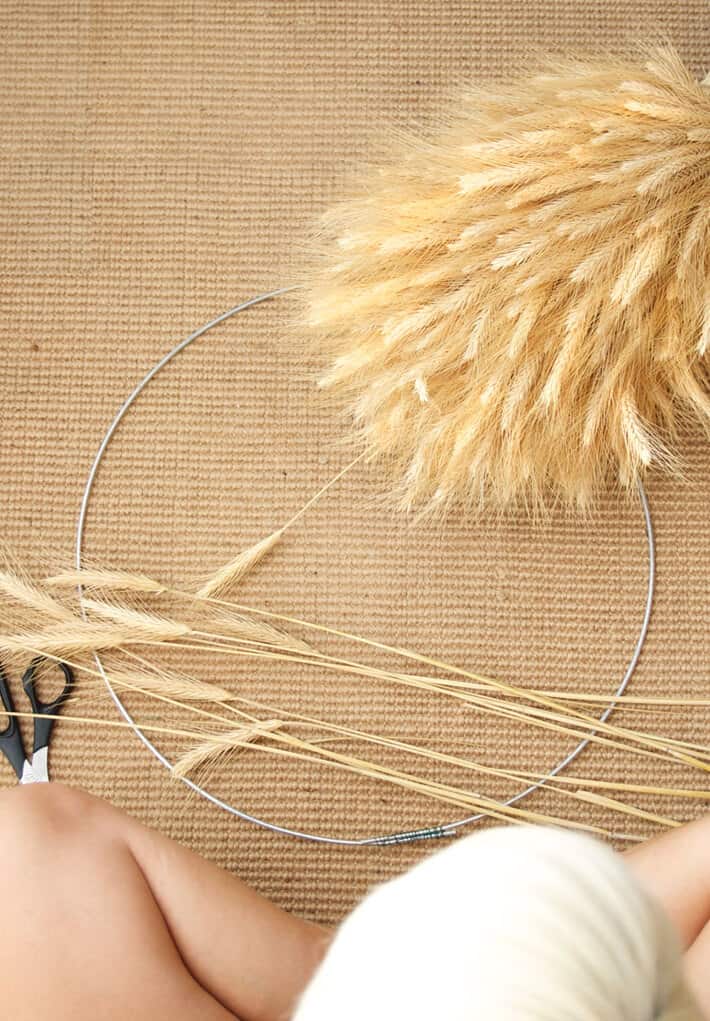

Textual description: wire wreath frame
[75,288,656,846]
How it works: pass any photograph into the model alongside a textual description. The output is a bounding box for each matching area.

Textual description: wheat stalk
[0,707,218,743]
[0,678,682,838]
[0,632,691,837]
[208,603,705,761]
[131,672,710,821]
[169,716,647,836]
[0,623,184,656]
[70,648,708,817]
[45,568,166,594]
[4,595,705,776]
[217,690,710,803]
[154,633,710,770]
[41,564,661,716]
[0,569,76,623]
[207,607,314,655]
[196,452,366,597]
[79,597,190,640]
[172,719,286,776]
[32,579,709,703]
[572,790,681,829]
[196,530,286,599]
[81,660,710,816]
[103,665,232,702]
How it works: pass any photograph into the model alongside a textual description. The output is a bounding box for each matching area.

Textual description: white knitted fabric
[294,826,701,1020]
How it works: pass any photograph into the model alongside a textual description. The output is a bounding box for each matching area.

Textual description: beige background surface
[1,1,709,925]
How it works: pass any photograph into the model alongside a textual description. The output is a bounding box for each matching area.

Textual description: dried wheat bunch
[2,557,709,836]
[300,46,710,513]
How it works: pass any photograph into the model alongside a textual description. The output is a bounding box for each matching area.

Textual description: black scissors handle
[22,658,74,755]
[0,665,26,779]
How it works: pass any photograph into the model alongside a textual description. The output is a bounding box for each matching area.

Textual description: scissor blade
[19,758,37,784]
[22,746,49,784]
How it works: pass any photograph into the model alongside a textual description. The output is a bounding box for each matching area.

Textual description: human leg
[0,783,328,1021]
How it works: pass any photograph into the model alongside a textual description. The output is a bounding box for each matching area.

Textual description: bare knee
[0,780,102,831]
[0,782,113,879]
[0,786,210,1019]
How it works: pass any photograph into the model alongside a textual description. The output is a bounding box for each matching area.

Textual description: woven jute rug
[1,2,708,925]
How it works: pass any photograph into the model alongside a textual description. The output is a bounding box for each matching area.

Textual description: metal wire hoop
[75,288,655,846]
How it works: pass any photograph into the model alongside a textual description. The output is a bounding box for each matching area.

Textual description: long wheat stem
[152,636,710,769]
[216,691,710,802]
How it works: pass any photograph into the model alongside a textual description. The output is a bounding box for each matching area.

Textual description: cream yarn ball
[294,825,701,1020]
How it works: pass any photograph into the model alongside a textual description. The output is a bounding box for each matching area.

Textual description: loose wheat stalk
[168,715,648,837]
[70,646,710,818]
[0,707,219,744]
[74,653,709,821]
[153,632,710,770]
[196,452,366,597]
[33,580,710,703]
[206,608,314,655]
[0,681,683,838]
[217,690,710,802]
[0,623,184,657]
[79,597,190,641]
[0,569,77,623]
[102,665,232,702]
[196,530,286,599]
[171,719,286,776]
[45,568,167,594]
[572,790,681,829]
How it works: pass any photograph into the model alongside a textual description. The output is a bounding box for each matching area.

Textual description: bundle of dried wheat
[300,45,710,514]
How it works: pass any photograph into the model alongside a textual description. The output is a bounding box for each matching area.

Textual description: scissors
[0,657,74,783]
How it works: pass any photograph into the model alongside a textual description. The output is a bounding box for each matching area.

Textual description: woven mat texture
[1,2,709,925]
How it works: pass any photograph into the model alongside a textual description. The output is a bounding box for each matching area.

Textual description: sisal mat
[1,2,708,925]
